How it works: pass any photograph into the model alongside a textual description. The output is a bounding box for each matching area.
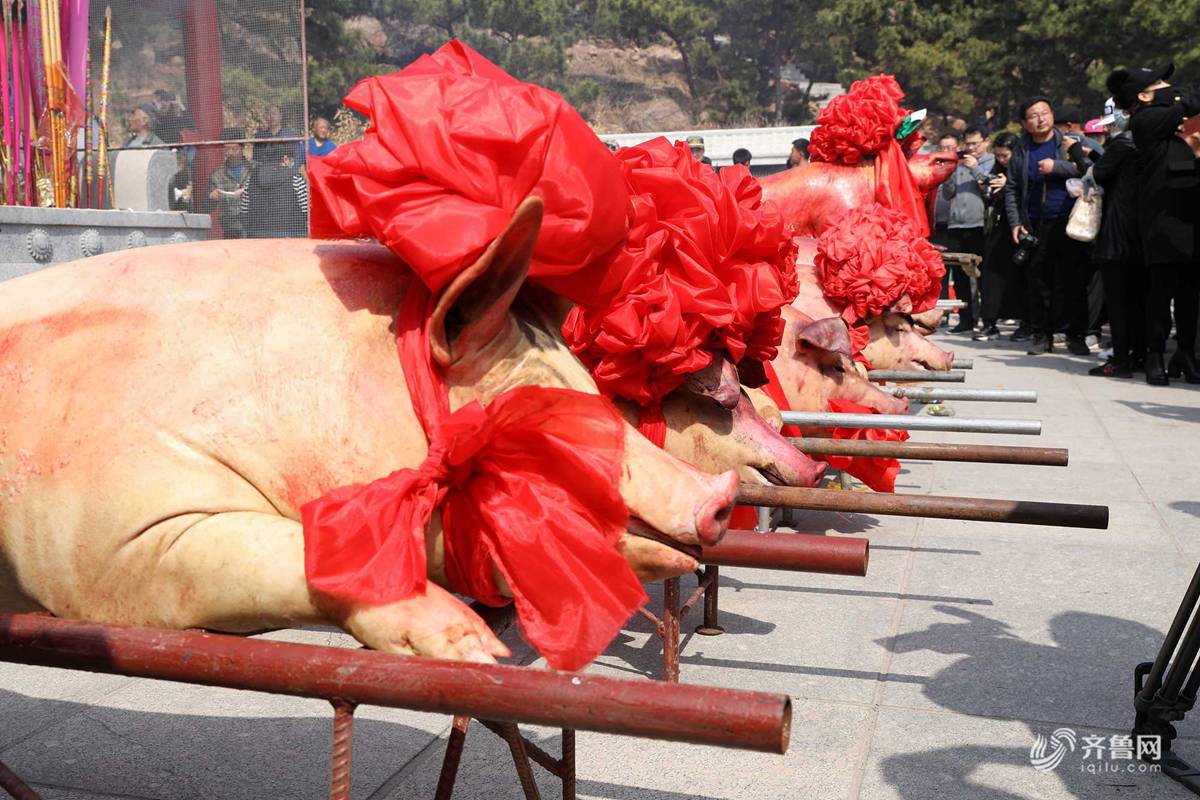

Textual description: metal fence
[85,0,310,238]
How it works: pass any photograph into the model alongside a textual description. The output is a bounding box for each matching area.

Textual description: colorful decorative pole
[13,0,27,205]
[82,38,91,208]
[19,0,35,205]
[96,4,109,207]
[1,0,14,204]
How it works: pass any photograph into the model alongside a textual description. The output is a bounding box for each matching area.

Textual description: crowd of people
[126,70,1199,387]
[928,64,1199,386]
[121,94,337,240]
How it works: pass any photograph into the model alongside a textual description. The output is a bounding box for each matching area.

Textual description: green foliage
[300,0,1200,130]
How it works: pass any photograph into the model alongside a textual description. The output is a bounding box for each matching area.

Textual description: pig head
[526,290,828,490]
[769,306,908,416]
[0,197,742,665]
[861,314,956,371]
[760,152,958,238]
[791,239,954,372]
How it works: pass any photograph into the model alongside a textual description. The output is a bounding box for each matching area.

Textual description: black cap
[1105,63,1175,109]
[1017,96,1052,120]
[1056,105,1081,124]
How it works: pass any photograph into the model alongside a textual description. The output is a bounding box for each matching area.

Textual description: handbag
[1066,190,1103,242]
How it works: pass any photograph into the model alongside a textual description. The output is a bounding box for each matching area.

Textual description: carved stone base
[0,207,212,282]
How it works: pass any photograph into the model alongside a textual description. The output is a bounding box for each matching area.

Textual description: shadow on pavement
[874,605,1182,799]
[1117,400,1200,424]
[1170,501,1200,519]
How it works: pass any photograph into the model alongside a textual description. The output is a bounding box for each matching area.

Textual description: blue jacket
[1002,128,1083,229]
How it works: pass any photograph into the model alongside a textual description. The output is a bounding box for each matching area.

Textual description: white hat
[1098,97,1117,126]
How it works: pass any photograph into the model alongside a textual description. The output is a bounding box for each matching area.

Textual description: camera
[1012,230,1039,267]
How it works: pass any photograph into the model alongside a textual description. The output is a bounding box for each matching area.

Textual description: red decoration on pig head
[307,40,629,306]
[562,138,798,408]
[808,74,931,236]
[814,203,945,329]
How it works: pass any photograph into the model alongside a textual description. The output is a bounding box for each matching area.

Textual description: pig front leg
[82,511,509,662]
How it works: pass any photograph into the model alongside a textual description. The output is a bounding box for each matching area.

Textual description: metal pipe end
[778,697,793,754]
[861,542,870,577]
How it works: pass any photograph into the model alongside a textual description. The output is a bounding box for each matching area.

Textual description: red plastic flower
[308,40,629,302]
[809,75,906,165]
[815,203,946,325]
[563,139,798,406]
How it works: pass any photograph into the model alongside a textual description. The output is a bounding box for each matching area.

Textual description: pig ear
[429,196,543,367]
[795,316,853,358]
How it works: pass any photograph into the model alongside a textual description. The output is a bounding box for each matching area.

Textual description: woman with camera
[976,132,1023,340]
[1107,64,1200,385]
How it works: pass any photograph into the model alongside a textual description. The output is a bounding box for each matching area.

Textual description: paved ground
[2,326,1199,800]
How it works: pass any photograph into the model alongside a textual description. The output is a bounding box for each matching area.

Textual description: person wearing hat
[1003,96,1091,356]
[123,103,165,149]
[1106,63,1200,384]
[1055,105,1106,158]
[1083,118,1110,149]
[686,135,712,166]
[208,128,254,239]
[1087,98,1145,378]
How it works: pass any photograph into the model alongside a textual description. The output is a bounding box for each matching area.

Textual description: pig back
[760,161,875,237]
[0,239,429,612]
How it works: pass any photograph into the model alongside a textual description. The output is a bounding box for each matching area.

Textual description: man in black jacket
[1087,102,1143,378]
[1003,97,1089,356]
[1107,64,1200,385]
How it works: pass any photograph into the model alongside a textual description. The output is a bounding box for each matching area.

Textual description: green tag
[895,108,927,140]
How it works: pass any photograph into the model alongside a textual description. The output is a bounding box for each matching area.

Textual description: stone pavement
[2,329,1199,800]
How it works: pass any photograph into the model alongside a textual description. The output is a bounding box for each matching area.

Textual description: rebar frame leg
[434,716,473,800]
[695,566,724,636]
[330,699,357,800]
[560,729,576,800]
[662,577,681,683]
[494,722,543,800]
[0,760,43,800]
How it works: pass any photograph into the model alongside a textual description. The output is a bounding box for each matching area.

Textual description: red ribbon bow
[301,239,646,672]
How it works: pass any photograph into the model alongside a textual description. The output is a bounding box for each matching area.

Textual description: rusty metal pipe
[700,530,868,576]
[735,485,1108,530]
[0,615,791,754]
[868,369,966,383]
[789,438,1068,467]
[0,760,42,800]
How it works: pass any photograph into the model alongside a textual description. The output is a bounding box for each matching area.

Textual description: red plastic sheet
[815,203,945,326]
[563,138,798,407]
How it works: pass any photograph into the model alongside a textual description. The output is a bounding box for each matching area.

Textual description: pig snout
[731,392,826,487]
[902,330,956,371]
[618,425,737,547]
[694,470,738,546]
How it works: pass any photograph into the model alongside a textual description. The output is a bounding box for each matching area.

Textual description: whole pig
[0,200,755,664]
[759,152,958,238]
